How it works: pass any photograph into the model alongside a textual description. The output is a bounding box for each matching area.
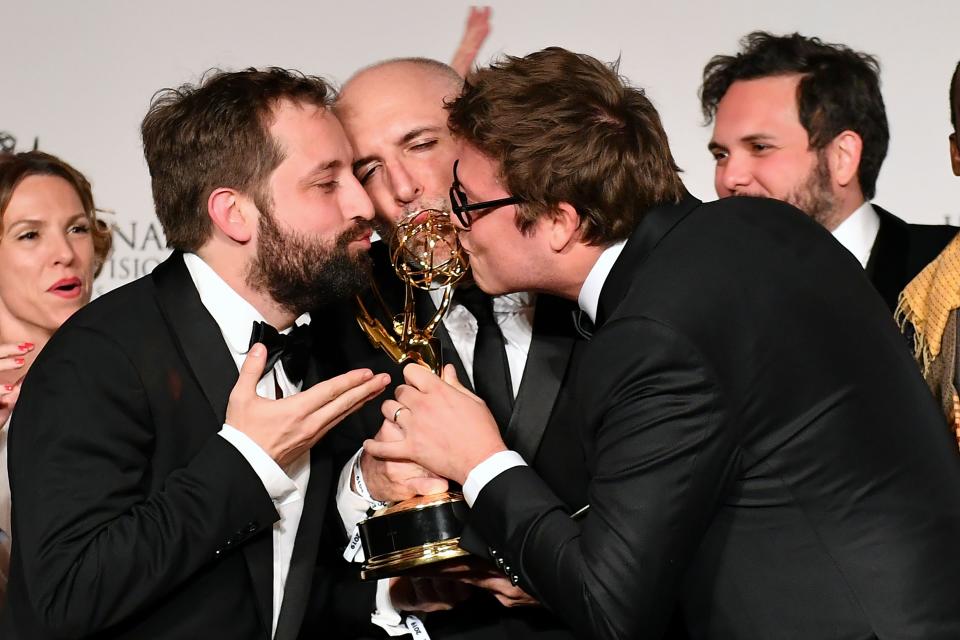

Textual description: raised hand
[450,6,492,77]
[227,343,390,467]
[0,341,33,424]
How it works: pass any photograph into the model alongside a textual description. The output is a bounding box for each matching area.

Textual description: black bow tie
[248,321,313,386]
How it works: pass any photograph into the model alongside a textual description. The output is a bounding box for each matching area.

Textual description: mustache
[340,219,373,244]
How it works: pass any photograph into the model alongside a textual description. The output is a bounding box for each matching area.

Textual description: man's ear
[208,187,254,243]
[828,130,863,189]
[950,133,960,177]
[546,202,583,253]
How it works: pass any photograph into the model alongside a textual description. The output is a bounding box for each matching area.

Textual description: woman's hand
[0,342,33,424]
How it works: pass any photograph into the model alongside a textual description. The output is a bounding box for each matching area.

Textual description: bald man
[311,58,586,640]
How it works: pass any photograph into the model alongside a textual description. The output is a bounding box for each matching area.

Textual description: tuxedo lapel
[151,251,273,638]
[151,252,238,424]
[597,193,701,326]
[274,447,331,640]
[865,206,909,311]
[506,295,578,460]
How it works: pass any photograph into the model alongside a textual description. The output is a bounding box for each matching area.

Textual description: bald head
[336,59,465,224]
[337,58,462,121]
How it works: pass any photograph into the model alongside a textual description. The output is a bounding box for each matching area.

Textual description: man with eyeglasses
[365,47,960,640]
[308,57,587,640]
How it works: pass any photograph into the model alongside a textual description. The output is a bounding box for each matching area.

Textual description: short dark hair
[950,60,960,134]
[700,32,889,200]
[141,67,334,252]
[0,151,112,275]
[446,47,685,245]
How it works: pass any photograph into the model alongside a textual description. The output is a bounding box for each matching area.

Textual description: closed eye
[409,139,438,153]
[356,164,379,186]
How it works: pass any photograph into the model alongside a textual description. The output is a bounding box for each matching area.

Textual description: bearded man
[702,31,956,310]
[2,67,389,639]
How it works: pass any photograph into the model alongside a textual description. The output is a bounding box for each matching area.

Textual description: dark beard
[787,150,838,229]
[247,204,372,315]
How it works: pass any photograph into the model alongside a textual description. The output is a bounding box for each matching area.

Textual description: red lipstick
[48,277,83,299]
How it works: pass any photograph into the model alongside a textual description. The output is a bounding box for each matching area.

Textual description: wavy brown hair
[0,151,112,275]
[446,47,685,245]
[141,67,335,252]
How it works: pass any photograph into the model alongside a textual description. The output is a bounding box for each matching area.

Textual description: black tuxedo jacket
[865,205,956,311]
[310,241,586,640]
[3,252,335,639]
[465,195,960,640]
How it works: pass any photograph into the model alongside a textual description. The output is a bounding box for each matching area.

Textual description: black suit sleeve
[466,317,735,640]
[9,326,279,636]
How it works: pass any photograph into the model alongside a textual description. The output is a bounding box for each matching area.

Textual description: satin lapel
[274,446,331,640]
[597,193,701,326]
[864,206,909,311]
[151,251,272,637]
[504,295,579,460]
[151,252,238,424]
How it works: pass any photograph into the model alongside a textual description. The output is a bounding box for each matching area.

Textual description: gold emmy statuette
[355,208,471,580]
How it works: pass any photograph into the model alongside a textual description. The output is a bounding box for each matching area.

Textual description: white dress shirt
[335,286,536,635]
[428,289,534,397]
[183,252,310,639]
[830,201,880,269]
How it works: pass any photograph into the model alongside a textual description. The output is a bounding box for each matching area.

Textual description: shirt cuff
[371,579,413,636]
[462,450,527,507]
[219,424,298,504]
[336,448,382,533]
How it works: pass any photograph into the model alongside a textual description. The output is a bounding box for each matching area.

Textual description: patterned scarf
[895,232,960,449]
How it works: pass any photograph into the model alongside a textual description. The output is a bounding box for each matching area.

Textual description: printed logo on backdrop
[95,220,169,297]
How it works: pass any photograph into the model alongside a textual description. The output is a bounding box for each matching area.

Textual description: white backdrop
[5,0,960,295]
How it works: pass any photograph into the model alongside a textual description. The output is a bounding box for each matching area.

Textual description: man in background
[702,32,956,310]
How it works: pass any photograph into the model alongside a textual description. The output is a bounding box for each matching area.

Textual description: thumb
[442,364,481,402]
[234,343,268,399]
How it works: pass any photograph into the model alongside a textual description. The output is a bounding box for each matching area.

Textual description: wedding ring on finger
[392,405,410,423]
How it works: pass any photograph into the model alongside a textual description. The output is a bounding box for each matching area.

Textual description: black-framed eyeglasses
[449,159,525,229]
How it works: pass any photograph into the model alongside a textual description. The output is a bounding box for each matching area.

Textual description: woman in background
[0,150,112,604]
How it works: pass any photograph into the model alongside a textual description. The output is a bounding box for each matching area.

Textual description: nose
[50,231,77,267]
[343,173,375,222]
[716,152,752,197]
[387,161,422,206]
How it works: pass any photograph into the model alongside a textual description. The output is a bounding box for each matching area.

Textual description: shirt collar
[830,201,880,269]
[182,252,310,358]
[429,288,534,314]
[577,239,628,324]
